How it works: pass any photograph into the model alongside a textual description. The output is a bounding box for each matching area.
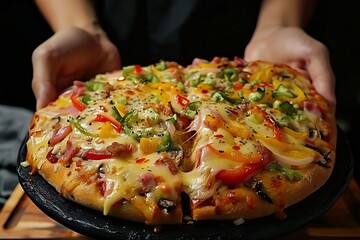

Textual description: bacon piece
[233,56,247,67]
[104,83,113,92]
[155,153,178,175]
[155,103,173,116]
[138,172,157,193]
[96,164,107,196]
[107,142,132,156]
[58,141,80,166]
[46,149,59,163]
[49,125,72,146]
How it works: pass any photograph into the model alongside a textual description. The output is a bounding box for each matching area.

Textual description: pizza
[23,56,336,226]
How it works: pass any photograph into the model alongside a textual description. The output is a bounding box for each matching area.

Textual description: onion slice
[258,137,320,166]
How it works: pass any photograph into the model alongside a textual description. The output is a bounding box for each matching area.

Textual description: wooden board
[1,179,360,239]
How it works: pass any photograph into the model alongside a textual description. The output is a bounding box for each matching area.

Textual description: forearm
[255,0,319,31]
[35,0,103,36]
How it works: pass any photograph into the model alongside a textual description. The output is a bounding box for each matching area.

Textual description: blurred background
[0,0,359,207]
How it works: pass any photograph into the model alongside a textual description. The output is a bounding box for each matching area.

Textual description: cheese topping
[103,152,181,216]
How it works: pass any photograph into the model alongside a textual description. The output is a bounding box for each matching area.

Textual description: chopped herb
[85,81,105,91]
[155,60,167,71]
[81,95,91,105]
[221,68,238,81]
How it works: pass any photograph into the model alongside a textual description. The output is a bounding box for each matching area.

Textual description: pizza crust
[191,160,335,221]
[32,158,183,224]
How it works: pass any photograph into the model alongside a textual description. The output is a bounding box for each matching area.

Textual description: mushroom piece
[169,142,184,166]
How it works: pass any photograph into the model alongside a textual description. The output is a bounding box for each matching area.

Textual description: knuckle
[32,44,58,63]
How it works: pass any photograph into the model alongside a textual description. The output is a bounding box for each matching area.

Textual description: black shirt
[94,0,261,66]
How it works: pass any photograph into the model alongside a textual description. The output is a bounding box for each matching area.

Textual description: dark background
[0,0,359,183]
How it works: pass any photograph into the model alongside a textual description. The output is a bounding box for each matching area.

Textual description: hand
[244,26,336,105]
[32,27,121,110]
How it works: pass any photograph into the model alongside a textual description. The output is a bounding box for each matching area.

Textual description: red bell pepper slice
[216,163,264,186]
[71,86,87,111]
[94,113,122,133]
[176,94,190,108]
[177,115,191,129]
[134,65,142,74]
[73,80,85,87]
[233,83,244,91]
[215,147,272,185]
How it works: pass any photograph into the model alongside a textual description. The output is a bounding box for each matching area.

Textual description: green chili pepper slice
[81,95,91,105]
[69,117,97,137]
[268,162,303,181]
[279,101,296,115]
[221,68,238,81]
[157,130,172,152]
[120,110,140,141]
[213,91,245,105]
[111,106,123,122]
[249,87,265,102]
[272,84,295,99]
[184,101,202,119]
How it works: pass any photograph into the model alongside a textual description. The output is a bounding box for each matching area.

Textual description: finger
[35,81,58,110]
[32,46,58,110]
[90,38,122,76]
[306,48,336,105]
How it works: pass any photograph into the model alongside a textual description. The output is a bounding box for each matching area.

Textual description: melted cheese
[103,152,181,215]
[27,131,53,165]
[26,58,336,223]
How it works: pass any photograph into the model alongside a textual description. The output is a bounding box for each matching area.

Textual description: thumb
[33,80,58,110]
[306,54,336,106]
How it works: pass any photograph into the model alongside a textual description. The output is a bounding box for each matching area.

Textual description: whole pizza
[23,56,336,225]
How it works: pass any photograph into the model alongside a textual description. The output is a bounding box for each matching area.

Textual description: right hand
[32,27,121,110]
[245,26,336,105]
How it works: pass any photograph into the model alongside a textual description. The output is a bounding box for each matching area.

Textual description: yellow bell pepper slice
[114,103,127,117]
[249,67,274,83]
[272,79,306,103]
[99,122,118,138]
[197,63,220,69]
[140,137,162,154]
[281,127,307,140]
[204,115,252,139]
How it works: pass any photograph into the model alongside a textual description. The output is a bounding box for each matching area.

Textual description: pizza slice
[26,69,188,224]
[180,58,336,221]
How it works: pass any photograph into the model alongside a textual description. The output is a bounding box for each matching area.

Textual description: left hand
[244,26,336,105]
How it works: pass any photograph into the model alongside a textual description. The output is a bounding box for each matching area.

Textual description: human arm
[32,0,120,110]
[34,0,100,34]
[244,0,336,105]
